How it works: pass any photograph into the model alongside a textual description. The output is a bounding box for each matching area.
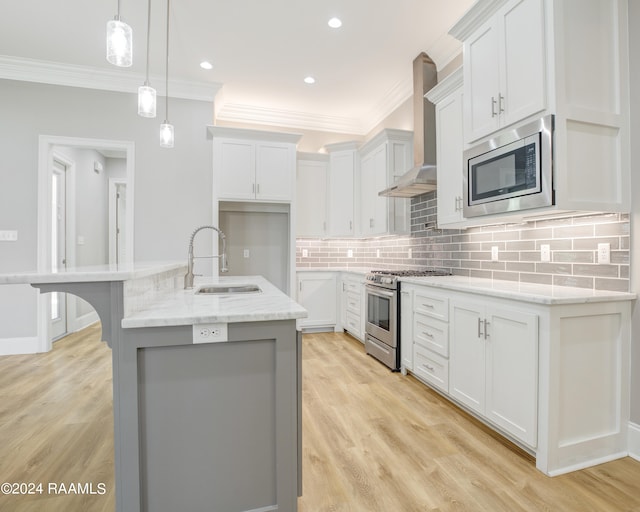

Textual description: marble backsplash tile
[296,192,630,292]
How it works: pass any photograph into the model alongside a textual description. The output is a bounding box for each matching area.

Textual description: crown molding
[448,0,508,41]
[207,125,302,144]
[425,66,463,104]
[215,102,367,135]
[360,74,414,134]
[0,55,221,102]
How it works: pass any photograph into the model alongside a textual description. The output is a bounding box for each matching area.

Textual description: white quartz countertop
[0,261,187,284]
[400,275,636,305]
[121,275,308,328]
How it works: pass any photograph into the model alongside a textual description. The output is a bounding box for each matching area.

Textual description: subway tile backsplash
[296,191,630,292]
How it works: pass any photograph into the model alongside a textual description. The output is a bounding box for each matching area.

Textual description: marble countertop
[0,261,187,284]
[296,267,369,275]
[121,275,308,328]
[400,275,636,305]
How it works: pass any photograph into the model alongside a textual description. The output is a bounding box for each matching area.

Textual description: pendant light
[160,0,174,148]
[106,0,133,67]
[137,0,156,117]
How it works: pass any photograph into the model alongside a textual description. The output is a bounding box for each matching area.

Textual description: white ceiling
[0,0,473,134]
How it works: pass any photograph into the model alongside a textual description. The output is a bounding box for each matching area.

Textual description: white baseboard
[0,336,42,355]
[73,311,100,332]
[629,422,640,462]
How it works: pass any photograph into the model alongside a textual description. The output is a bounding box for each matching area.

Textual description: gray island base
[17,265,306,512]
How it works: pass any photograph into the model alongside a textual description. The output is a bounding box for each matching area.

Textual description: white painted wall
[628,1,640,425]
[0,79,214,350]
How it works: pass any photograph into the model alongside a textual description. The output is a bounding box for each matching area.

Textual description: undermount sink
[195,284,262,295]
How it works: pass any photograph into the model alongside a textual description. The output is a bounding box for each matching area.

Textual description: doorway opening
[37,136,135,351]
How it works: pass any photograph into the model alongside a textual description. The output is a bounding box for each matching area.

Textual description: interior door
[51,160,67,340]
[116,182,127,264]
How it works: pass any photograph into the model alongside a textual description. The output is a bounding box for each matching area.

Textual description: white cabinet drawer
[413,290,448,321]
[413,313,449,357]
[344,280,362,294]
[413,346,449,393]
[346,291,361,314]
[345,311,362,338]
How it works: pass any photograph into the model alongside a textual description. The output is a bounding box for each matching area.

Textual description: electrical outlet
[347,249,353,258]
[540,244,551,262]
[376,249,380,258]
[408,248,412,259]
[491,246,499,261]
[302,249,308,258]
[597,243,611,264]
[243,249,250,258]
[193,323,228,344]
[0,230,18,242]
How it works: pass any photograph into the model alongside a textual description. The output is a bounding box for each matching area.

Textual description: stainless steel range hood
[379,53,438,198]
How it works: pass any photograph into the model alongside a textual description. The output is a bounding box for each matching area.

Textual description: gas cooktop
[366,269,451,289]
[368,269,451,277]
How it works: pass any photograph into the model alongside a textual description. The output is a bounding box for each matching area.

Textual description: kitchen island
[1,263,307,512]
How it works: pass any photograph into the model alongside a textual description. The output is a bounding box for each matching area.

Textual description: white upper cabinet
[326,142,358,237]
[210,127,301,202]
[461,0,546,143]
[296,153,329,237]
[426,68,465,227]
[358,129,413,237]
[450,0,630,218]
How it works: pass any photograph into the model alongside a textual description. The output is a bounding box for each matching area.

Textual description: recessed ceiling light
[200,61,213,70]
[328,17,342,28]
[304,76,316,85]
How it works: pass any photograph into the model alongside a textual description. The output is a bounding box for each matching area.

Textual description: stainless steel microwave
[464,115,554,218]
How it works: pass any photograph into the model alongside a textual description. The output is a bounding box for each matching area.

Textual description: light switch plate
[302,249,308,258]
[193,323,228,344]
[0,230,18,242]
[491,246,499,261]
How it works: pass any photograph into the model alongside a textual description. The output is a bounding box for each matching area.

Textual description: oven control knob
[382,277,393,285]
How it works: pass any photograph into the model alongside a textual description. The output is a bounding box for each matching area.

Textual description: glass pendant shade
[160,122,174,148]
[138,84,157,117]
[106,17,133,67]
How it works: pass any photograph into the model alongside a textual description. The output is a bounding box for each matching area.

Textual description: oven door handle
[366,287,396,298]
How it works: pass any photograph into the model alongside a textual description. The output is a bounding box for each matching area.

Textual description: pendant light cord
[144,0,151,84]
[165,0,170,121]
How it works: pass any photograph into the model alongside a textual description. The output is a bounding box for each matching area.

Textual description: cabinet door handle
[491,96,497,117]
[498,94,505,114]
[323,221,327,232]
[299,281,302,292]
[370,218,374,228]
[257,183,260,194]
[252,183,255,194]
[349,220,353,231]
[422,303,434,309]
[423,364,435,372]
[484,319,490,339]
[478,317,484,338]
[423,331,434,339]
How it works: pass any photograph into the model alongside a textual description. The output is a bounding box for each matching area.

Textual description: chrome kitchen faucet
[184,225,228,289]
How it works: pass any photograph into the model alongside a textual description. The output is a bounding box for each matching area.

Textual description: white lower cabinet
[296,273,337,330]
[340,273,365,341]
[399,280,632,475]
[450,298,538,447]
[401,284,451,394]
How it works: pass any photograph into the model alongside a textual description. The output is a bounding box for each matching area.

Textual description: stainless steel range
[364,269,450,371]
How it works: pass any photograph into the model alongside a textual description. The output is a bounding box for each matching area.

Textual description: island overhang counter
[1,263,307,512]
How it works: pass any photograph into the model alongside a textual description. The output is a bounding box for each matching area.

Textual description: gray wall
[0,79,214,340]
[628,1,639,425]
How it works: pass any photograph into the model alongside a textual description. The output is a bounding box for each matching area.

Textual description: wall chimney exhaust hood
[379,53,438,198]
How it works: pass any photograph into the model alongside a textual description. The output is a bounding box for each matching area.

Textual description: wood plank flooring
[0,326,639,511]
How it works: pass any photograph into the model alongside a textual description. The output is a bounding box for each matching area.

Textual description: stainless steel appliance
[464,114,554,218]
[365,269,450,370]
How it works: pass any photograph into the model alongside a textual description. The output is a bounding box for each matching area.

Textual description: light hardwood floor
[0,326,639,511]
